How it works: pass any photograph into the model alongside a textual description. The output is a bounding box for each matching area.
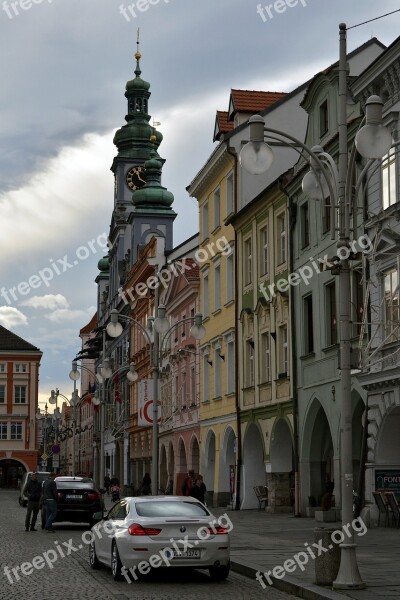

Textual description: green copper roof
[114,50,162,160]
[132,152,175,214]
[97,255,110,275]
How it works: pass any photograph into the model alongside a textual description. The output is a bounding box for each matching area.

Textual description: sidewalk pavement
[220,508,400,600]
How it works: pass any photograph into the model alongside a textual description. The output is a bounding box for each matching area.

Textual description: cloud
[45,309,87,323]
[0,307,28,328]
[20,294,69,310]
[0,132,113,264]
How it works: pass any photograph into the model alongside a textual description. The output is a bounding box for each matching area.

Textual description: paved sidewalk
[219,509,400,600]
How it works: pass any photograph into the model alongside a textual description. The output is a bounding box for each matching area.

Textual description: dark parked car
[41,476,104,528]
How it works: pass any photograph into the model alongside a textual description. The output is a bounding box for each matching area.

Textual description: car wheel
[111,542,124,581]
[89,541,102,570]
[209,562,230,581]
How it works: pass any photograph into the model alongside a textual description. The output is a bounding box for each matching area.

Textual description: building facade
[0,326,42,486]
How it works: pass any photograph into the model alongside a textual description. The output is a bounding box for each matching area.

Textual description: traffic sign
[41,452,48,460]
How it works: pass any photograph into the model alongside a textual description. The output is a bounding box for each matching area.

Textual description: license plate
[172,549,200,559]
[66,494,83,499]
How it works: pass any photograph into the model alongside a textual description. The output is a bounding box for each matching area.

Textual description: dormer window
[319,99,328,138]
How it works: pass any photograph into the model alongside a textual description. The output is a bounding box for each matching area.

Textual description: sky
[0,0,399,409]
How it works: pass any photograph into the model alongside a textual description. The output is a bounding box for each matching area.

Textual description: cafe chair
[372,491,389,527]
[384,492,400,528]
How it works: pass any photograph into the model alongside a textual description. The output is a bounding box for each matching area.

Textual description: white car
[89,496,230,582]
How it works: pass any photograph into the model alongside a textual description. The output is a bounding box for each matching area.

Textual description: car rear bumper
[116,535,230,570]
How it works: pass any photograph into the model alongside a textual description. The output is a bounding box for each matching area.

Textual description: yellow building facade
[188,144,237,507]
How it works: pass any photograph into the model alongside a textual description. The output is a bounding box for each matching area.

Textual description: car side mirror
[92,511,106,522]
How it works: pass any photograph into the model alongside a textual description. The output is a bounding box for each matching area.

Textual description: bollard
[314,527,340,585]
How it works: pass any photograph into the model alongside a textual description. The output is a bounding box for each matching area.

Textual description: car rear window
[135,501,210,518]
[56,481,95,490]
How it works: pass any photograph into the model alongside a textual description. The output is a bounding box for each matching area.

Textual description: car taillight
[128,524,162,536]
[205,526,229,534]
[86,492,100,501]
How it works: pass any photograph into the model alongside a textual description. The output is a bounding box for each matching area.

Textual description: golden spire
[135,27,141,61]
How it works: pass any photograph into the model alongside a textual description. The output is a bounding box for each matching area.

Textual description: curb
[230,559,348,600]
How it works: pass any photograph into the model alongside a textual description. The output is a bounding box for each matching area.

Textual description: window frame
[382,147,397,210]
[14,385,27,404]
[244,237,252,286]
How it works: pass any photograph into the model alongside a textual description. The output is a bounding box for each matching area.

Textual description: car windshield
[135,501,210,518]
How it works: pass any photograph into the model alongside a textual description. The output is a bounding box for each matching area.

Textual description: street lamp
[49,388,80,475]
[69,356,111,486]
[239,23,391,590]
[107,306,205,495]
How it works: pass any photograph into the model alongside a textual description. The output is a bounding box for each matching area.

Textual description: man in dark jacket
[42,473,58,532]
[24,472,42,531]
[189,476,207,504]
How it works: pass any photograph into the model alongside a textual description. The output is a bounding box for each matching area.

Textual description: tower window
[319,100,328,137]
[135,98,142,112]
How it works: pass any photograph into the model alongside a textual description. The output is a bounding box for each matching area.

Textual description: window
[277,213,286,264]
[202,201,209,240]
[384,268,399,342]
[15,364,27,373]
[213,188,220,229]
[226,253,234,303]
[14,386,26,404]
[214,264,221,311]
[0,422,7,440]
[214,349,221,398]
[382,148,396,210]
[190,365,196,405]
[202,273,209,318]
[279,326,288,375]
[245,340,255,387]
[203,355,210,402]
[300,202,310,248]
[326,282,337,346]
[181,372,186,407]
[226,172,234,216]
[11,422,22,440]
[0,386,5,403]
[322,196,331,234]
[244,238,252,285]
[261,332,271,382]
[304,295,314,354]
[260,225,269,275]
[226,341,235,394]
[0,364,5,373]
[319,99,328,137]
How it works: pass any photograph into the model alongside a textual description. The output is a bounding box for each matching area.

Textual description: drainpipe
[227,143,242,510]
[287,188,301,517]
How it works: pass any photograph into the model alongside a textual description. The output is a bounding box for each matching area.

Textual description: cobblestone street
[0,490,299,600]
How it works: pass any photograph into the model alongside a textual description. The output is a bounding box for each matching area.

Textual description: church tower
[105,35,176,307]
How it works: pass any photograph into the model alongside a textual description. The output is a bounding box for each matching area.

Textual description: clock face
[126,166,146,191]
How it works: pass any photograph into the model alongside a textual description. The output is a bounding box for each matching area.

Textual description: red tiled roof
[216,111,234,134]
[0,325,41,352]
[183,259,199,281]
[230,90,287,113]
[80,313,97,335]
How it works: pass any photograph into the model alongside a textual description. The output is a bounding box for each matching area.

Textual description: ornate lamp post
[107,306,205,495]
[239,23,392,590]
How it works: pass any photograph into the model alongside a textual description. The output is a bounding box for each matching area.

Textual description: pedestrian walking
[140,473,151,495]
[42,472,58,532]
[181,469,195,496]
[189,475,207,504]
[24,472,42,532]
